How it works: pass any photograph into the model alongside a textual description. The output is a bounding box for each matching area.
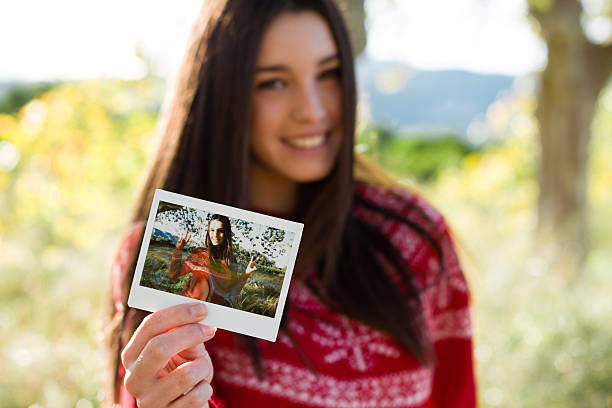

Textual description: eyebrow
[255,54,340,73]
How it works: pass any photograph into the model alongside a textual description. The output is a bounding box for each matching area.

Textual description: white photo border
[128,189,304,342]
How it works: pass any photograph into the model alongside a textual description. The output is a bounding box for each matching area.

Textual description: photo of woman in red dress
[168,214,259,305]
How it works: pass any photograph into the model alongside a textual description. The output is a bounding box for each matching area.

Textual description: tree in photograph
[231,217,255,244]
[260,227,287,259]
[528,0,612,276]
[155,206,204,245]
[234,223,291,267]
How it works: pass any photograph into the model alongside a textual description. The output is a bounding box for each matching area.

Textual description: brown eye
[319,68,341,80]
[257,79,286,90]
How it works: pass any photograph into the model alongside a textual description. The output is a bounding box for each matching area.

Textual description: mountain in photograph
[152,227,178,246]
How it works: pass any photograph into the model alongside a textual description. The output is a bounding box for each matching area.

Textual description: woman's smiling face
[208,219,225,247]
[250,10,343,185]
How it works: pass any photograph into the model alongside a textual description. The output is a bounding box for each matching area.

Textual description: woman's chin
[286,166,335,184]
[283,162,333,184]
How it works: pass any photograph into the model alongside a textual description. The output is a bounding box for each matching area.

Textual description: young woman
[169,214,258,304]
[105,0,476,407]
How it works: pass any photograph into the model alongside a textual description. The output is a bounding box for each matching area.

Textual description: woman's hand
[121,303,216,407]
[245,255,260,275]
[176,230,191,251]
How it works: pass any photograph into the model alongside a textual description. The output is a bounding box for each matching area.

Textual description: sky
[1,0,549,82]
[366,0,547,75]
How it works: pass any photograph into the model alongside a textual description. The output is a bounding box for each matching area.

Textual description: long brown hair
[105,0,444,403]
[205,214,235,265]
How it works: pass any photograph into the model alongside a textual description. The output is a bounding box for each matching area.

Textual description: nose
[292,81,326,123]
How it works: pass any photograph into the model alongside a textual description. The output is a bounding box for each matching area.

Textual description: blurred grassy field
[0,77,610,407]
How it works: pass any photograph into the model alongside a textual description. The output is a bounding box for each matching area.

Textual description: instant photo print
[128,189,303,342]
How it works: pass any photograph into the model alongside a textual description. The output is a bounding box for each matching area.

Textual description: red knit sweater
[112,185,476,407]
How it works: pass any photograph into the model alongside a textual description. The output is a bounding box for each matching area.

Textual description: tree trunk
[530,0,612,277]
[334,0,367,56]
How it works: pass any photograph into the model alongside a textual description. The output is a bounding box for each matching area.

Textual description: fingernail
[200,325,216,337]
[190,303,206,318]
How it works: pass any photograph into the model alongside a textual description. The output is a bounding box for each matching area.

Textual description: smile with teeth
[284,133,328,149]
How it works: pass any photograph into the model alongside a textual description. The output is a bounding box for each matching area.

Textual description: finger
[134,323,216,377]
[176,340,207,362]
[166,339,208,369]
[184,230,189,239]
[121,303,208,369]
[142,355,214,407]
[169,380,214,408]
[167,353,213,392]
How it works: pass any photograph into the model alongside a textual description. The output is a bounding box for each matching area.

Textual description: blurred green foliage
[0,82,57,114]
[356,125,477,181]
[0,75,610,407]
[0,77,162,407]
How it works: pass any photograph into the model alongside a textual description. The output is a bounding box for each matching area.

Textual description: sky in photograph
[1,0,548,81]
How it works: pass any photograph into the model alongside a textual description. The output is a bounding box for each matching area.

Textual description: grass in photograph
[140,242,284,317]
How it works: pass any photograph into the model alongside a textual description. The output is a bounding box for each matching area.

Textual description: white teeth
[286,134,326,149]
